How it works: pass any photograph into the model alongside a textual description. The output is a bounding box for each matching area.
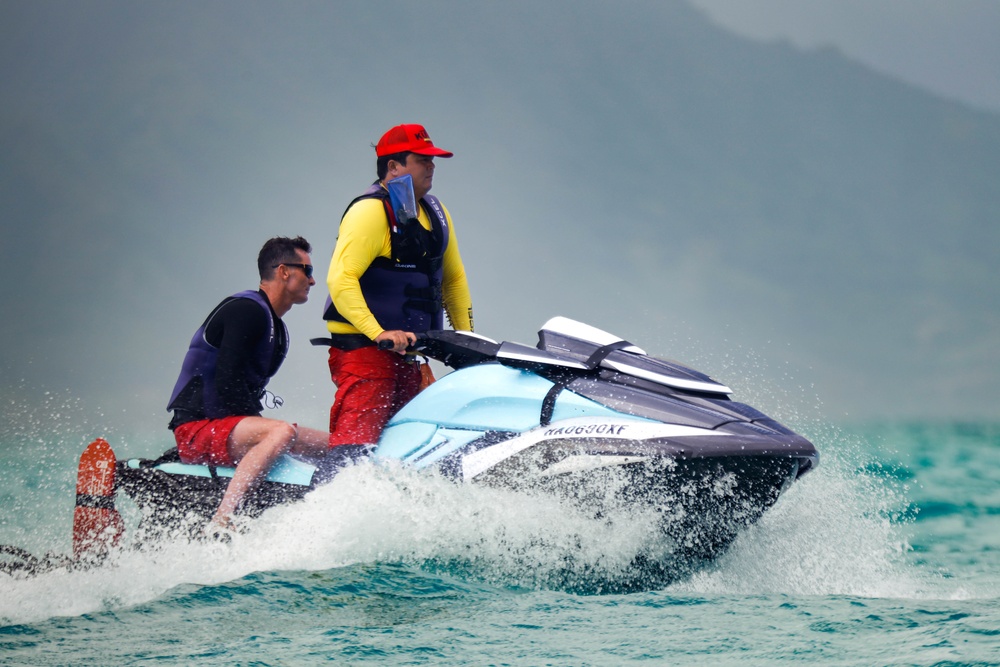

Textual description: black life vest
[323,182,450,333]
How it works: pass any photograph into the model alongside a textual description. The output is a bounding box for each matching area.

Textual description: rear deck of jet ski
[115,445,367,538]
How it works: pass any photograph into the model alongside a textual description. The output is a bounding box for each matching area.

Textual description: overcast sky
[1,0,997,436]
[689,0,1000,113]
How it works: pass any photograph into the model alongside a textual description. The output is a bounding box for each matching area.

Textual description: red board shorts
[172,415,247,467]
[328,345,421,447]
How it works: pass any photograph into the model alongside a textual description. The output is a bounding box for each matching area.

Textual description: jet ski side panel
[387,364,554,432]
[377,364,651,465]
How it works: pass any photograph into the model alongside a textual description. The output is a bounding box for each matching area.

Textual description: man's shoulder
[344,196,387,215]
[216,294,269,325]
[341,197,391,234]
[203,293,270,347]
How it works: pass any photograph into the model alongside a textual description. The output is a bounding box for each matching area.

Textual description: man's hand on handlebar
[375,330,417,354]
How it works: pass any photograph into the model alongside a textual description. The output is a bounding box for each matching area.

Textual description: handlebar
[377,334,427,352]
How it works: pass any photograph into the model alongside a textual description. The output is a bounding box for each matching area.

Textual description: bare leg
[209,419,333,528]
[210,418,295,527]
[289,426,333,458]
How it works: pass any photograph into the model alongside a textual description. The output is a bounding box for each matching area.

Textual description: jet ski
[111,317,818,561]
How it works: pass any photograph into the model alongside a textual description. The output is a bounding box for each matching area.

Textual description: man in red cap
[318,124,474,446]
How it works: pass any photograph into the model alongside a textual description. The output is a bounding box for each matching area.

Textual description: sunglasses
[273,263,314,278]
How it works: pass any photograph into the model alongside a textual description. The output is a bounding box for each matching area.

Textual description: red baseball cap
[375,124,454,158]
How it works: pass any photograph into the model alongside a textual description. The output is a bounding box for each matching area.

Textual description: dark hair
[377,151,411,180]
[257,236,311,280]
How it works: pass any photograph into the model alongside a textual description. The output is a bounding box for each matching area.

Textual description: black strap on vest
[403,282,444,316]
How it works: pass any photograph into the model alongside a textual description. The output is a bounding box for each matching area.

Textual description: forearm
[442,273,473,331]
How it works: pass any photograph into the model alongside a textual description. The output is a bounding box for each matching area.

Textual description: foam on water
[1,422,952,627]
[680,452,920,598]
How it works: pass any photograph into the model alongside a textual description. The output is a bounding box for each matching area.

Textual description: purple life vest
[167,290,288,420]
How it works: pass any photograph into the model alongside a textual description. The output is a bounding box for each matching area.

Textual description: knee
[276,421,297,443]
[263,421,297,454]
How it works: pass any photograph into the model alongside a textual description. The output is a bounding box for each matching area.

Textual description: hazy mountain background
[690,0,1000,113]
[2,0,998,444]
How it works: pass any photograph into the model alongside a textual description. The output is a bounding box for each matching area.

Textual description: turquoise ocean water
[1,407,997,665]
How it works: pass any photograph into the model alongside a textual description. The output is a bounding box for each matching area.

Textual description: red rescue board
[72,438,124,562]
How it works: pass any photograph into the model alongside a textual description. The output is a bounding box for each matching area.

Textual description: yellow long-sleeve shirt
[325,195,473,340]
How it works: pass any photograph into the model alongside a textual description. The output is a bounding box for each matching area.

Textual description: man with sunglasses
[167,236,332,533]
[320,124,474,446]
